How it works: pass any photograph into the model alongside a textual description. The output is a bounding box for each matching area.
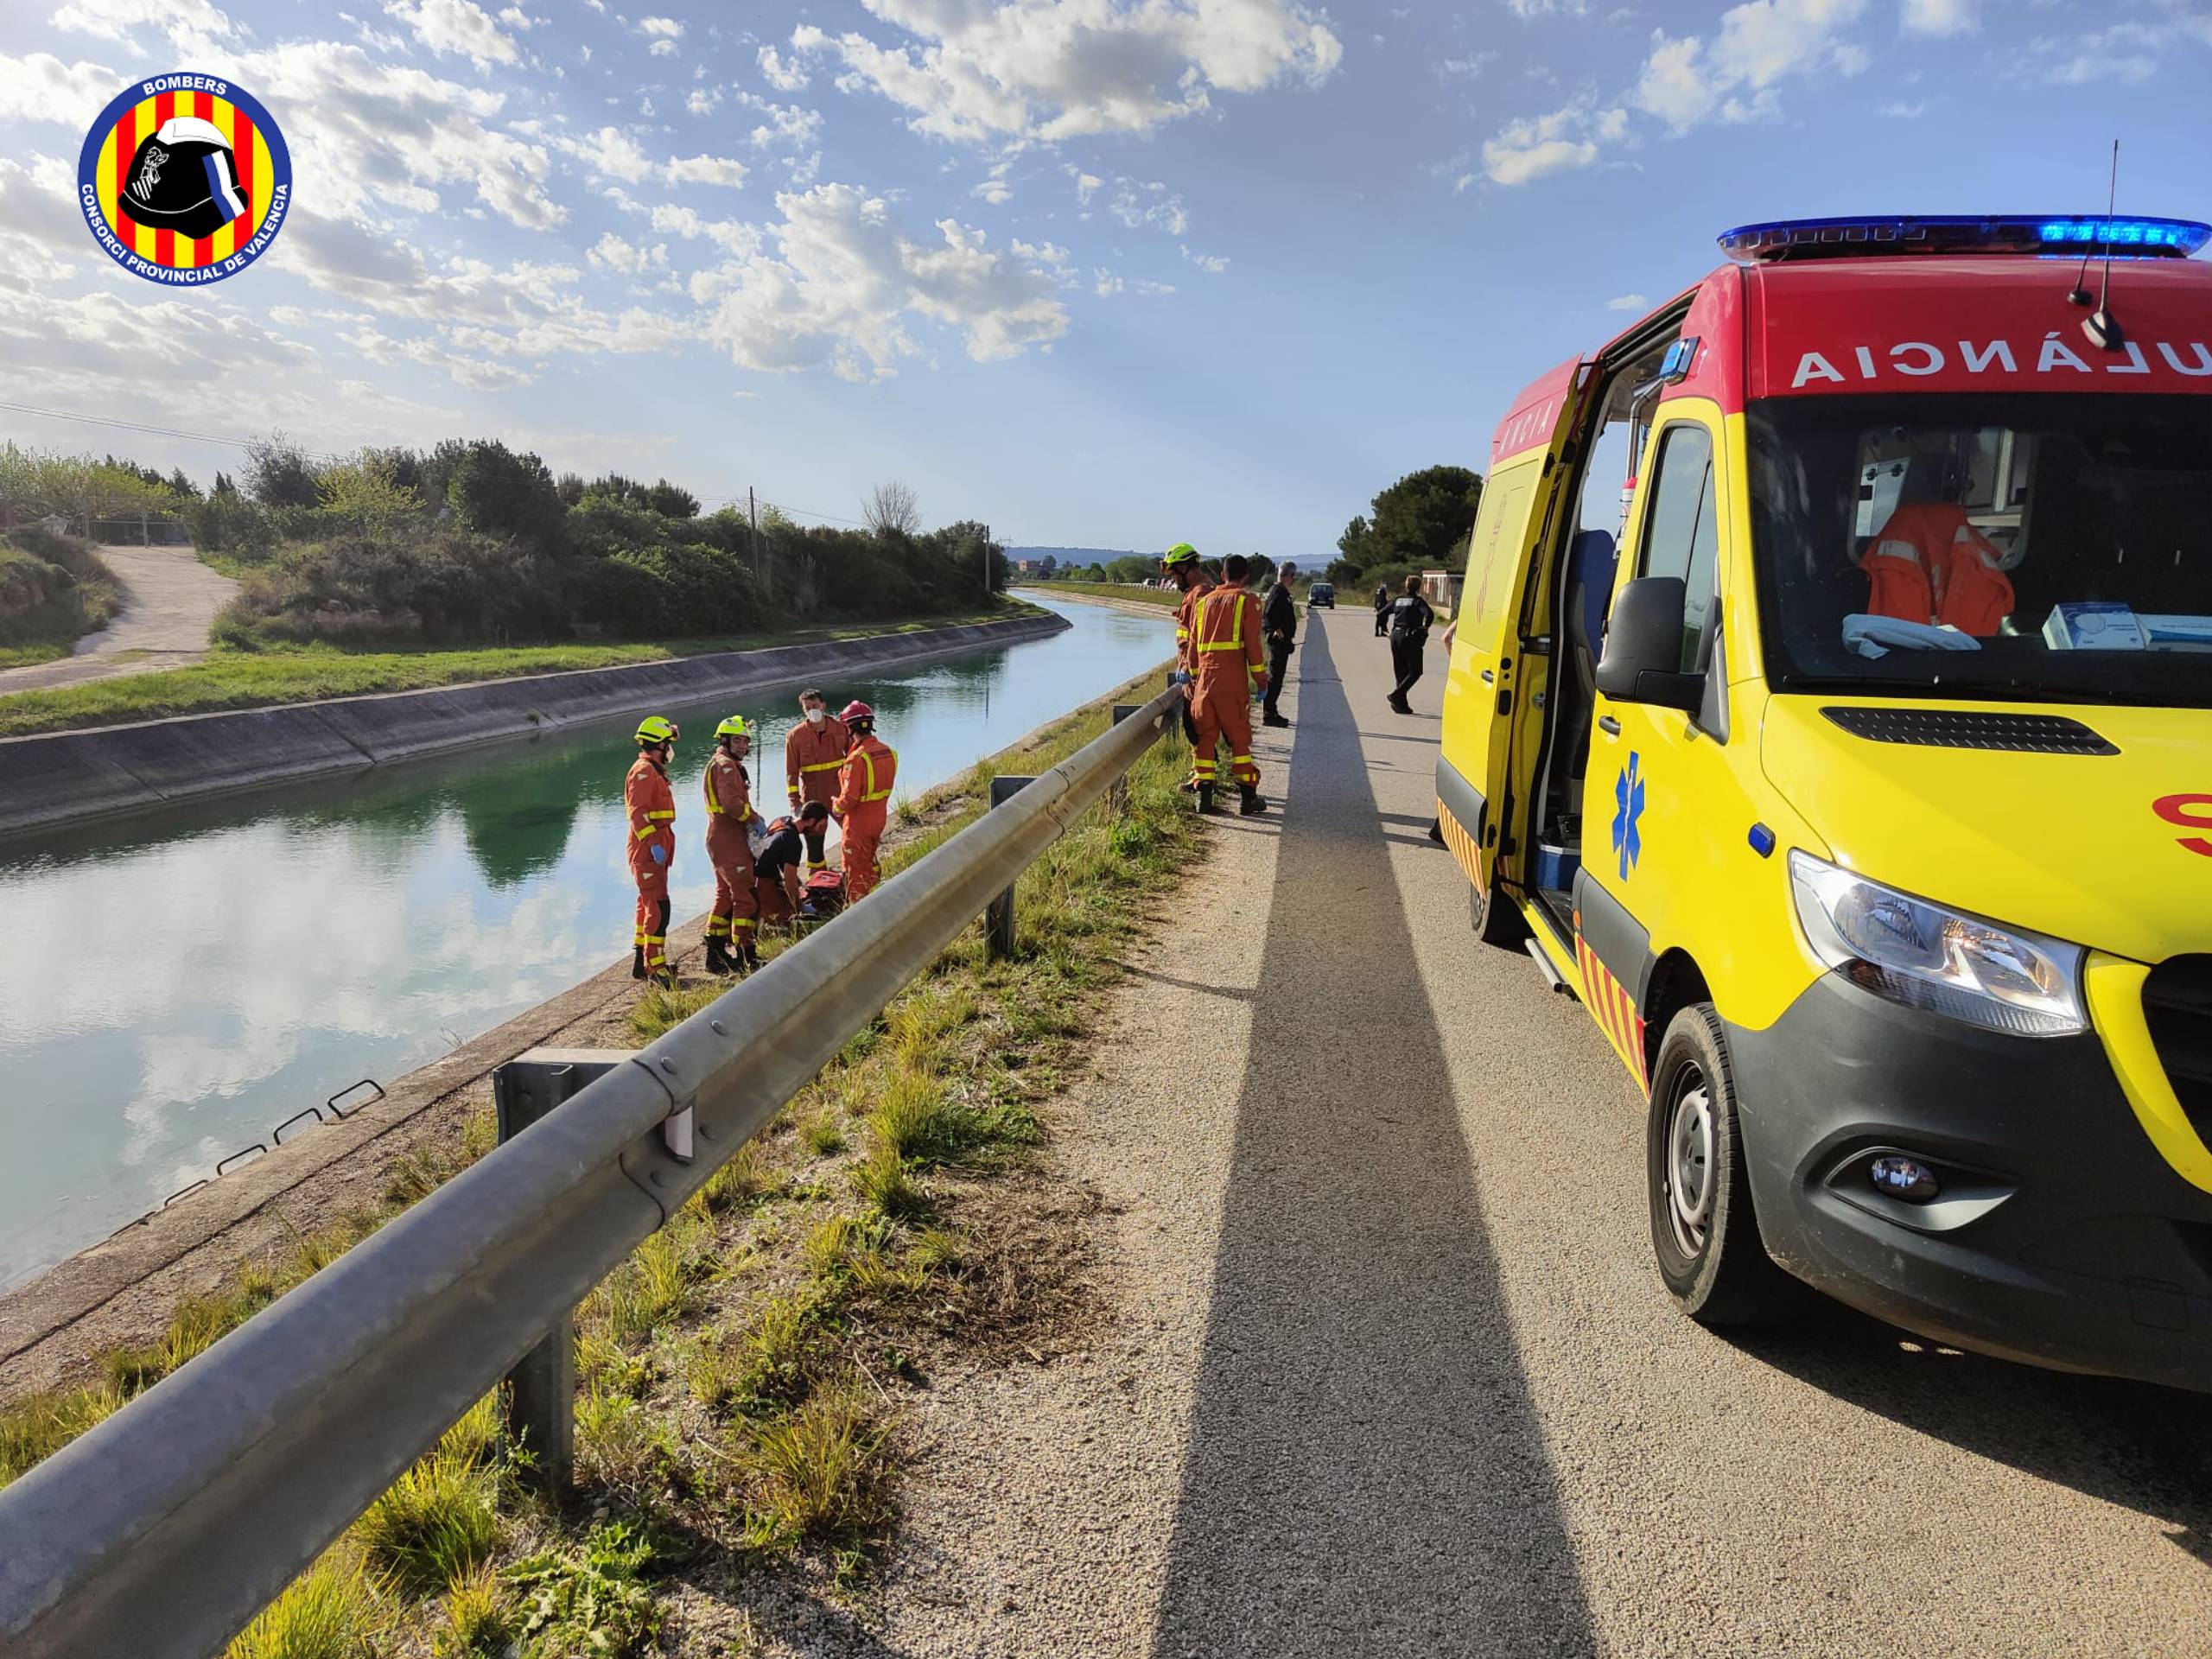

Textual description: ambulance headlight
[1788,852,2086,1038]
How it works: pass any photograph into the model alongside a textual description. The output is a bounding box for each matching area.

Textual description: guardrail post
[984,774,1035,959]
[492,1049,623,1490]
[1108,704,1142,813]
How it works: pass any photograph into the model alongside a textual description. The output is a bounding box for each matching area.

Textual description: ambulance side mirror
[1595,576,1703,713]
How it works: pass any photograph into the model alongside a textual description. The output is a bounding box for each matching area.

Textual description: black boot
[632,946,646,980]
[704,938,737,976]
[1196,783,1218,815]
[739,938,760,973]
[1239,786,1268,817]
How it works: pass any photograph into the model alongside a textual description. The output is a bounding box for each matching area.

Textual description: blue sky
[2,0,2209,555]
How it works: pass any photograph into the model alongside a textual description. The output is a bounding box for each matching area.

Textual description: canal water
[0,594,1171,1290]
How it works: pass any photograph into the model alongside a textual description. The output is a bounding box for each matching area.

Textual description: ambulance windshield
[1747,392,2212,706]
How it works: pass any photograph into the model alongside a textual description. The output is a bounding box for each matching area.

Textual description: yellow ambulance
[1435,213,2212,1388]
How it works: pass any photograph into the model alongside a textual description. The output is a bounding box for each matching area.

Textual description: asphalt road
[871,603,2211,1659]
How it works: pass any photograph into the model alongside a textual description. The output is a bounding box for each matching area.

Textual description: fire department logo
[77,73,290,285]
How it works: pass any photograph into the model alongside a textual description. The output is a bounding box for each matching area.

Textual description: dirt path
[0,543,237,694]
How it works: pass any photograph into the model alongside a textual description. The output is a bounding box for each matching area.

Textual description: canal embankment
[0,608,1066,840]
[0,657,1174,1400]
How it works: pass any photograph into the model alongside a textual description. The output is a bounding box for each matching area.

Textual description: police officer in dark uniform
[1385,575,1435,714]
[1261,560,1297,728]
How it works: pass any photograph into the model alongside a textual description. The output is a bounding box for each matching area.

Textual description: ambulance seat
[1555,529,1618,821]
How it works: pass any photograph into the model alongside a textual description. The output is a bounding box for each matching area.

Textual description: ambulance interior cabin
[1750,391,2212,690]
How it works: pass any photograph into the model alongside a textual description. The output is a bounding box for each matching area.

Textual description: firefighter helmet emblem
[78,73,290,284]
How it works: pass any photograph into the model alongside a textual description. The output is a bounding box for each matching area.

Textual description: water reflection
[0,596,1170,1287]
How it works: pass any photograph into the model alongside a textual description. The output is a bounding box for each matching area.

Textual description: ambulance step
[1524,938,1574,996]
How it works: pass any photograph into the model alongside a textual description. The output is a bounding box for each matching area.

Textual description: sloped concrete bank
[0,611,1067,840]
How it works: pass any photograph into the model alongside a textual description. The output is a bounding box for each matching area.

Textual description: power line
[0,398,349,461]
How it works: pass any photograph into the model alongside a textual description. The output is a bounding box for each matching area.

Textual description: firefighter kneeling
[1189,555,1269,817]
[833,701,898,903]
[702,714,760,976]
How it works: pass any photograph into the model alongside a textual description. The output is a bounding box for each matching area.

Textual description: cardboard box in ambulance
[1433,214,2212,1389]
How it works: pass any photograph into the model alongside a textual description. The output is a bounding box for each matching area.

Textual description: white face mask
[805,707,825,725]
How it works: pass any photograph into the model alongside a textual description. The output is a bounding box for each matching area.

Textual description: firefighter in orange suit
[702,714,760,976]
[784,687,849,873]
[832,700,898,903]
[1190,554,1269,817]
[1162,542,1211,785]
[626,715,680,982]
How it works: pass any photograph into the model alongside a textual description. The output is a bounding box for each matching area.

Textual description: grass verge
[0,601,1043,739]
[1027,580,1177,608]
[0,662,1191,1651]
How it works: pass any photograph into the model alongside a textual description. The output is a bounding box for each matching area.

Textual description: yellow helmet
[635,715,678,745]
[715,715,750,740]
[1162,543,1199,568]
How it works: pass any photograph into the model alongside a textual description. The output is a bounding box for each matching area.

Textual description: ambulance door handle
[1598,715,1622,738]
[1480,669,1495,684]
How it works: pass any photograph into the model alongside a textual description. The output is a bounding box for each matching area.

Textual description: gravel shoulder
[0,543,237,694]
[840,609,2212,1658]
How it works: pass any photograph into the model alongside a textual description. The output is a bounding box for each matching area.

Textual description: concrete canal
[0,594,1173,1288]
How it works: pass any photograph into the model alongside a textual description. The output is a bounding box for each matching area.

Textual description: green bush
[0,529,121,648]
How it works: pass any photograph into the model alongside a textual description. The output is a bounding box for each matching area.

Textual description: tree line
[166,435,1004,651]
[1328,464,1484,594]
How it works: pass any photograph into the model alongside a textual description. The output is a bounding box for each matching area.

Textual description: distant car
[1307,581,1335,609]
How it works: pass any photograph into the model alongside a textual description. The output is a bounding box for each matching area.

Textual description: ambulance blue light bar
[1718,214,2211,263]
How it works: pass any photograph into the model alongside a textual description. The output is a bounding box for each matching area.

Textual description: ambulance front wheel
[1646,1004,1798,1327]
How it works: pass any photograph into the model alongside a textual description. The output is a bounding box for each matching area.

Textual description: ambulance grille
[2144,957,2212,1144]
[1820,707,2118,755]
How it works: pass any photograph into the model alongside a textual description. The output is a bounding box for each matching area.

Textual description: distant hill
[1003,545,1144,566]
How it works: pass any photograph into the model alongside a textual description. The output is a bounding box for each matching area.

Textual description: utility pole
[748,486,761,602]
[982,521,992,597]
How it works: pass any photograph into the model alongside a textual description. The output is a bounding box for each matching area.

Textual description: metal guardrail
[0,685,1178,1659]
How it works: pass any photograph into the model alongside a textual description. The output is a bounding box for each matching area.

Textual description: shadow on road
[1147,620,1597,1657]
[1727,1300,2212,1561]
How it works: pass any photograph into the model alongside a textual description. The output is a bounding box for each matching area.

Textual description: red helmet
[840,701,874,723]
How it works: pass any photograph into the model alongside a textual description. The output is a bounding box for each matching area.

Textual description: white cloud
[639,16,683,36]
[758,43,809,90]
[49,0,235,57]
[245,41,565,229]
[790,0,1341,145]
[561,129,752,189]
[0,52,118,126]
[557,124,656,182]
[687,85,724,114]
[747,99,825,151]
[1901,0,1974,35]
[2013,21,2183,85]
[702,182,1067,378]
[1106,177,1189,235]
[665,154,749,188]
[1505,0,1587,12]
[1481,99,1625,186]
[1633,0,1869,131]
[1876,96,1932,116]
[1179,245,1229,273]
[1065,165,1103,208]
[587,232,669,274]
[1605,292,1649,310]
[384,0,520,68]
[1011,238,1066,264]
